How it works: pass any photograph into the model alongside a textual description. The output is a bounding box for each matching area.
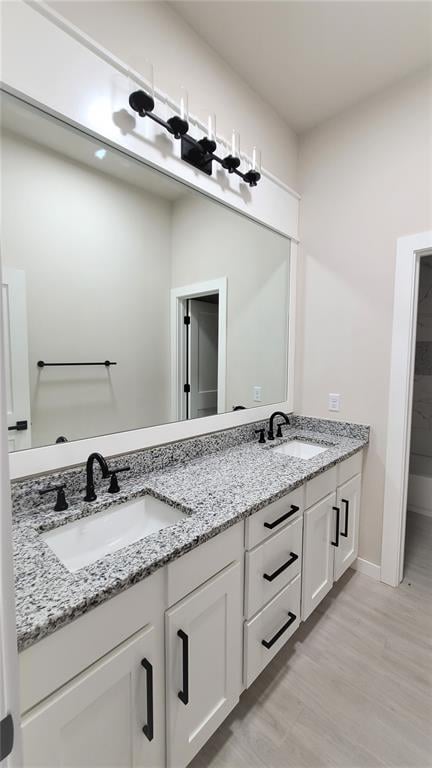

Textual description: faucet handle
[39,484,68,512]
[276,422,287,438]
[108,466,130,494]
[255,429,266,444]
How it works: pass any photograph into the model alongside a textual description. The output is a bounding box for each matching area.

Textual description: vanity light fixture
[128,88,262,187]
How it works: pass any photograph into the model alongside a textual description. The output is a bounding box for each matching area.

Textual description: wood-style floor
[191,512,432,768]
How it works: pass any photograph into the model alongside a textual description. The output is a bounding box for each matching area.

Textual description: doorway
[171,278,227,421]
[382,232,432,586]
[404,255,432,586]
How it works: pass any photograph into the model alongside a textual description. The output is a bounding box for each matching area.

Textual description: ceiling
[171,1,432,133]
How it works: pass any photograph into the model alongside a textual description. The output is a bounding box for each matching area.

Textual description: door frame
[381,231,432,587]
[0,262,22,766]
[170,278,227,421]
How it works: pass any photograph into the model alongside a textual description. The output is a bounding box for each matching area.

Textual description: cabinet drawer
[245,486,304,550]
[245,517,302,619]
[305,466,337,509]
[167,521,243,606]
[244,574,301,688]
[337,451,363,486]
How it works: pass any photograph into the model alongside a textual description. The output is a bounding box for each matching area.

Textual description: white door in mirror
[40,496,186,572]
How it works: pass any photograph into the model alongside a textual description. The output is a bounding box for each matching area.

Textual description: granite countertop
[13,419,369,651]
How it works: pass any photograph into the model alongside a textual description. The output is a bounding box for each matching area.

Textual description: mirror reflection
[0,93,290,452]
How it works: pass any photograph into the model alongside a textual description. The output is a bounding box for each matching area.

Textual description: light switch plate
[328,393,341,412]
[253,386,262,402]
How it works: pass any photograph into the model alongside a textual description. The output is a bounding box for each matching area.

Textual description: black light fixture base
[129,89,155,116]
[181,136,213,176]
[243,170,261,187]
[222,154,241,173]
[167,115,189,139]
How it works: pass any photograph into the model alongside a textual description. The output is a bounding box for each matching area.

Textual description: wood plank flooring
[190,512,432,768]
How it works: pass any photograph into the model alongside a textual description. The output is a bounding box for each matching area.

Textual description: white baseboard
[407,505,432,518]
[351,557,381,581]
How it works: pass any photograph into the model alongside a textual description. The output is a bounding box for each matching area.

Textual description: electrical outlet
[253,386,262,402]
[328,393,341,412]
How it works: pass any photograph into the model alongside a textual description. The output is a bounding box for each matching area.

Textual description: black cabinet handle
[261,612,297,649]
[264,505,299,530]
[8,420,28,431]
[0,714,14,761]
[341,498,349,538]
[331,506,340,547]
[263,552,298,582]
[141,658,154,742]
[177,629,189,705]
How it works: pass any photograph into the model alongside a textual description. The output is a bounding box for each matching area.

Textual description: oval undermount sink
[40,495,186,572]
[272,440,328,460]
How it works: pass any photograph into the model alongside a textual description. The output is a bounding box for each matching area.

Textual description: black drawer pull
[264,505,299,530]
[341,498,349,538]
[262,611,297,649]
[140,658,154,741]
[177,629,189,705]
[263,552,298,582]
[331,506,340,547]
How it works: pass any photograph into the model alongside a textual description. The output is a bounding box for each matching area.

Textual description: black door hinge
[184,384,191,394]
[184,316,191,326]
[0,714,14,761]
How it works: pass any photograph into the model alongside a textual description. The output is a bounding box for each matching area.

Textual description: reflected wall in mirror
[0,92,290,452]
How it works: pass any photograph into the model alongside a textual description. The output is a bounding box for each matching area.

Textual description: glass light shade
[129,59,154,100]
[142,60,154,100]
[207,113,217,142]
[231,129,240,158]
[180,87,189,122]
[252,146,262,174]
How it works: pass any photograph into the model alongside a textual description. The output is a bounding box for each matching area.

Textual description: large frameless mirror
[0,91,291,452]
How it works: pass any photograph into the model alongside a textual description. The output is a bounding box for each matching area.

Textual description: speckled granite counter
[12,416,369,651]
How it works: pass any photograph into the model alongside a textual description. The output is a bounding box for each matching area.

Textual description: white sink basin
[40,496,185,572]
[272,440,328,460]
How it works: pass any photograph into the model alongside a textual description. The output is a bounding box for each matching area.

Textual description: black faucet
[84,452,110,502]
[267,411,290,441]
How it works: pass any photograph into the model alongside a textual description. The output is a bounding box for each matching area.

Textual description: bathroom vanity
[13,416,368,768]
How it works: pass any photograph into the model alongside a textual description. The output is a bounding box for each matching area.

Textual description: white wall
[171,195,290,411]
[1,131,173,447]
[296,68,432,566]
[47,0,298,189]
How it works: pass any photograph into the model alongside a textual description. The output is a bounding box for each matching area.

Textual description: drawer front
[167,521,243,606]
[244,574,301,688]
[337,451,363,486]
[245,517,302,619]
[245,486,304,550]
[305,466,337,509]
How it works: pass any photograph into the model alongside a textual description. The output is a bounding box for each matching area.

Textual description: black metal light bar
[128,90,261,187]
[37,360,117,368]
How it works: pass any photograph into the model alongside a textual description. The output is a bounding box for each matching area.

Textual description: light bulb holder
[243,170,261,187]
[166,115,189,139]
[129,90,155,116]
[198,137,217,154]
[128,91,261,187]
[222,154,241,173]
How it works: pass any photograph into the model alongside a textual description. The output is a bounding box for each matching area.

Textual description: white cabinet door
[22,624,164,768]
[166,561,242,768]
[302,492,336,621]
[334,473,362,581]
